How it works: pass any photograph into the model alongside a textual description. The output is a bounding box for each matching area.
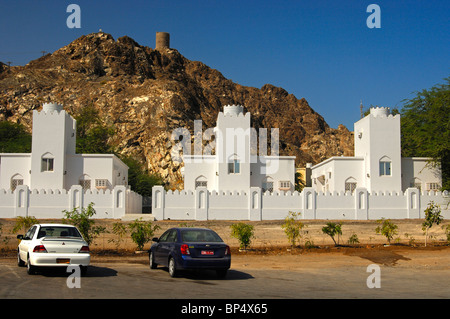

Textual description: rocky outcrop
[0,32,354,189]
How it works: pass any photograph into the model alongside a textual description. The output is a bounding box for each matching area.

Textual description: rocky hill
[0,32,354,189]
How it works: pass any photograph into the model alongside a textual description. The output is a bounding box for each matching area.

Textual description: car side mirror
[152,237,159,242]
[17,235,23,240]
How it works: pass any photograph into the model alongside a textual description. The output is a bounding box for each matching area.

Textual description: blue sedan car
[149,227,231,278]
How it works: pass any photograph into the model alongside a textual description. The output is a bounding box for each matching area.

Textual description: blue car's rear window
[181,229,223,243]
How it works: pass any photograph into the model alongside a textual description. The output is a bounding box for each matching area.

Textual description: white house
[182,104,296,193]
[0,102,142,219]
[310,107,442,194]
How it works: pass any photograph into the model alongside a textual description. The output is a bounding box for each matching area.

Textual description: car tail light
[225,245,231,255]
[180,244,190,255]
[79,245,90,253]
[33,245,47,253]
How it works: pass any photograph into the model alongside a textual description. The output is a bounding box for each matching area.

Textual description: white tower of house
[354,107,402,192]
[30,103,76,190]
[215,105,252,191]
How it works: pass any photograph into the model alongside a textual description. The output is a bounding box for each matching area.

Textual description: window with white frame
[345,177,357,194]
[228,156,240,174]
[379,157,391,176]
[279,181,291,190]
[41,154,54,172]
[426,183,440,192]
[95,179,108,189]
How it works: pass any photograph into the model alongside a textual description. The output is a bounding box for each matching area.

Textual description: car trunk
[41,237,85,254]
[187,243,227,258]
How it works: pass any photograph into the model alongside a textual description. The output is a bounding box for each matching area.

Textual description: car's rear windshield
[181,229,223,243]
[37,226,82,239]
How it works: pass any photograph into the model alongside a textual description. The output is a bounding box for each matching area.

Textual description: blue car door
[155,229,177,266]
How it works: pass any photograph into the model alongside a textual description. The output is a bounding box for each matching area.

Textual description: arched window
[262,176,274,192]
[228,154,240,174]
[344,177,357,194]
[79,174,91,191]
[195,176,207,188]
[379,156,391,176]
[10,174,24,192]
[41,152,54,172]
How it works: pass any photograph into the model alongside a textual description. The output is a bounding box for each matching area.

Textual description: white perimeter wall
[0,185,142,219]
[152,186,450,221]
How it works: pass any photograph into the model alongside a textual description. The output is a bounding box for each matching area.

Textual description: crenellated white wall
[152,185,449,221]
[0,185,142,219]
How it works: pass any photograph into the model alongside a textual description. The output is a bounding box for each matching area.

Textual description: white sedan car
[17,224,90,275]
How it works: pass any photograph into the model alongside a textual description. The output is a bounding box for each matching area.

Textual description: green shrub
[62,202,106,245]
[281,211,305,247]
[375,218,398,245]
[322,222,343,246]
[12,216,39,234]
[128,218,160,251]
[230,222,255,250]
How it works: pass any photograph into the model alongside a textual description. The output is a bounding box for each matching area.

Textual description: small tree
[109,222,128,250]
[281,211,305,247]
[375,218,398,245]
[230,222,255,250]
[62,202,106,245]
[422,201,443,247]
[12,216,39,234]
[322,222,343,246]
[128,218,160,251]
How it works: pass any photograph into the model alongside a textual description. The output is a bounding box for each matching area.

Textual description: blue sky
[0,0,449,129]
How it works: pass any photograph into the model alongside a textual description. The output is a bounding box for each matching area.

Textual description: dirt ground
[1,218,449,269]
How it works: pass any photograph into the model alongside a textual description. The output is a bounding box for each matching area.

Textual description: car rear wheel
[149,252,157,269]
[168,257,178,277]
[26,255,36,275]
[17,250,25,267]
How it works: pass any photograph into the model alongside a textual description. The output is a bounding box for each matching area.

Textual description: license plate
[201,250,214,255]
[57,258,70,264]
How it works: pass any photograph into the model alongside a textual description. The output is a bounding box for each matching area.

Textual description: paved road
[0,256,448,300]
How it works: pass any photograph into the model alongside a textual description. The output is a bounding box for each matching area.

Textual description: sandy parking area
[1,218,449,272]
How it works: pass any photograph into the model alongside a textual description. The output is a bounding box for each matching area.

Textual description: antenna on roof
[360,100,364,119]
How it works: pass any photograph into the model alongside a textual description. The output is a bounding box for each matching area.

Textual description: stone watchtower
[155,32,170,50]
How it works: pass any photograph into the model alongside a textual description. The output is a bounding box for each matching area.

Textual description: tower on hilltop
[156,32,170,50]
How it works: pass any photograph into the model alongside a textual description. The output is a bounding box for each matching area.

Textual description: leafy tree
[281,211,305,247]
[422,201,443,247]
[128,218,160,251]
[0,121,31,153]
[400,78,450,190]
[375,218,398,245]
[230,223,255,250]
[75,105,115,154]
[321,222,343,246]
[12,216,39,234]
[120,156,164,197]
[62,202,106,245]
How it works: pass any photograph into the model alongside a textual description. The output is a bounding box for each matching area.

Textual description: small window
[79,179,91,191]
[195,181,207,188]
[279,181,291,190]
[11,176,24,191]
[41,157,54,172]
[345,182,357,193]
[427,183,440,192]
[379,161,391,176]
[262,182,273,192]
[228,159,240,174]
[95,179,108,189]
